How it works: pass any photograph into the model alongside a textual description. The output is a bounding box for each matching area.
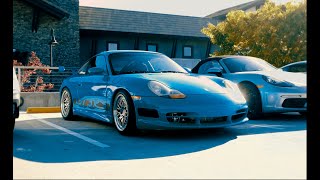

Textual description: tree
[13,51,54,92]
[201,0,306,67]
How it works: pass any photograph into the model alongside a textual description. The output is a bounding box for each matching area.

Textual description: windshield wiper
[118,71,149,74]
[158,71,185,73]
[119,71,186,74]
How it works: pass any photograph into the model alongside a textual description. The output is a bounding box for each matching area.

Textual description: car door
[76,56,97,117]
[90,55,110,121]
[76,55,109,121]
[69,60,91,112]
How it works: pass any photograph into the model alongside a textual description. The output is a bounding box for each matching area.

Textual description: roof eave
[22,0,69,19]
[205,0,266,18]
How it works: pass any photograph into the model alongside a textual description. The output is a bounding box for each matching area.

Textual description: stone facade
[13,0,80,67]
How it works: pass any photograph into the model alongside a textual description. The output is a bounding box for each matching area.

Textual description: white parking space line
[37,119,110,148]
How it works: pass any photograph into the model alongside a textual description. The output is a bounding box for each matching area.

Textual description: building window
[107,42,119,51]
[183,46,193,58]
[147,44,158,52]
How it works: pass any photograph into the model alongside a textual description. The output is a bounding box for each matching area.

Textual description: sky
[79,0,302,17]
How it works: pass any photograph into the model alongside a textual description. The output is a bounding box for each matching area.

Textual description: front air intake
[138,108,159,118]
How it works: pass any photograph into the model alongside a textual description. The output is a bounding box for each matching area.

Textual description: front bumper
[133,94,248,130]
[261,86,306,113]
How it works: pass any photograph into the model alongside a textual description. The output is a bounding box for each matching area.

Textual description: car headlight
[262,75,294,87]
[223,80,247,104]
[148,81,186,99]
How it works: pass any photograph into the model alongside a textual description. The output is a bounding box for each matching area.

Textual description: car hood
[127,73,228,95]
[236,70,306,86]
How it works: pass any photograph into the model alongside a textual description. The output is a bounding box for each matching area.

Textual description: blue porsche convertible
[60,50,248,135]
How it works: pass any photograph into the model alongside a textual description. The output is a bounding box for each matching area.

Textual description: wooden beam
[171,39,177,58]
[23,0,69,19]
[205,40,212,58]
[32,7,40,32]
[90,40,97,57]
[134,37,139,50]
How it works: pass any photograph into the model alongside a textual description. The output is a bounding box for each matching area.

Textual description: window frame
[106,41,120,51]
[197,60,226,74]
[95,55,109,75]
[146,43,158,52]
[78,55,97,75]
[183,45,193,58]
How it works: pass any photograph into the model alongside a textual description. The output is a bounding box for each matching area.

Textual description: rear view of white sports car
[192,55,306,119]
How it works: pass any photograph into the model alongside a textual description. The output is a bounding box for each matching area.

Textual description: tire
[60,88,74,120]
[112,90,137,135]
[239,83,263,119]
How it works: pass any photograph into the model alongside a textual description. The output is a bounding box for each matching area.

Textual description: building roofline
[79,6,216,38]
[80,5,212,19]
[79,29,210,40]
[205,0,266,18]
[22,0,69,19]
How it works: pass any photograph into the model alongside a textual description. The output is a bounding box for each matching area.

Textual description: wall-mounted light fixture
[49,28,58,67]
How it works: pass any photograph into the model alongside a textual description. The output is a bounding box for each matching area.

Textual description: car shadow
[13,112,305,163]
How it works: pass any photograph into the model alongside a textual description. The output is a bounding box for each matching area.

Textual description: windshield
[222,56,277,73]
[109,52,187,75]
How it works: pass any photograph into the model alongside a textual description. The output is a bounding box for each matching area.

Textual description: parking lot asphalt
[13,112,306,179]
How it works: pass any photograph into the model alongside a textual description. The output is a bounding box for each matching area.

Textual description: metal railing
[14,66,79,92]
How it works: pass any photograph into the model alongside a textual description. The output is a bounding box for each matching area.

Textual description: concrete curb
[26,107,61,113]
[21,92,60,111]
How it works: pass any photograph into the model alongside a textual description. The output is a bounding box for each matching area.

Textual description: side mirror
[206,67,222,77]
[88,67,104,75]
[183,67,191,73]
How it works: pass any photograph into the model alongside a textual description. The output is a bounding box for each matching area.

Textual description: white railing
[13,66,78,92]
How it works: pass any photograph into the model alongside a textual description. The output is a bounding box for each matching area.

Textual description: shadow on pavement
[13,112,305,163]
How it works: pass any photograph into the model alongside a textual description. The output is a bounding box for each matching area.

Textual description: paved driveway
[13,112,306,179]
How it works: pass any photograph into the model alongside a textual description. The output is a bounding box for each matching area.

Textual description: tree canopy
[202,0,306,67]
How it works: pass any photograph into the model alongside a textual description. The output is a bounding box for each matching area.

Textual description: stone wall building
[13,0,80,66]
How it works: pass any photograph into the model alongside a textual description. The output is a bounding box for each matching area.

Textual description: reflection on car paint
[74,96,108,110]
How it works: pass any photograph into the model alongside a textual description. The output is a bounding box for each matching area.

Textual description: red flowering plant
[13,51,54,92]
